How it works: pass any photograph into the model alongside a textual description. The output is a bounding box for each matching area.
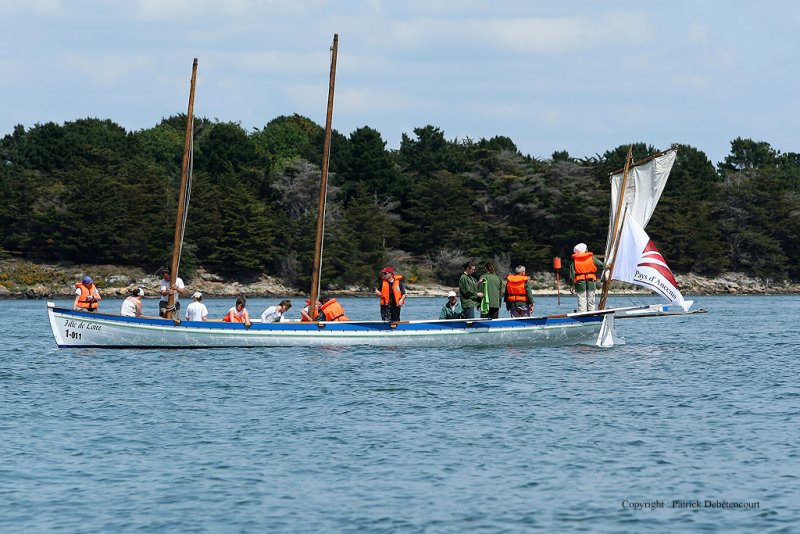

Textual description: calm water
[2,295,798,532]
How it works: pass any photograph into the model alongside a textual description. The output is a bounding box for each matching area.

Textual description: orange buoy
[553,257,562,305]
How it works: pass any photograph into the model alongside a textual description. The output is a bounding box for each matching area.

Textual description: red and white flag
[612,213,693,312]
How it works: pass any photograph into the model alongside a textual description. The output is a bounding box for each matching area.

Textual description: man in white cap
[439,290,464,319]
[185,291,209,322]
[570,243,605,312]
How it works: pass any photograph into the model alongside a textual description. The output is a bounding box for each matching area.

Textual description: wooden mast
[598,144,632,310]
[309,34,338,319]
[166,58,198,320]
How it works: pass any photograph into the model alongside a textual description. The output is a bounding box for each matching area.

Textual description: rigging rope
[317,189,326,299]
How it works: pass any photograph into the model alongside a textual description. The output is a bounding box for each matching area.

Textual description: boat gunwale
[47,301,610,333]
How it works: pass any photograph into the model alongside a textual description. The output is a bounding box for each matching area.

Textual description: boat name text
[63,319,102,331]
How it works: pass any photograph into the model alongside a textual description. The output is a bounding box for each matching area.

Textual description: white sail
[613,212,693,312]
[605,148,677,261]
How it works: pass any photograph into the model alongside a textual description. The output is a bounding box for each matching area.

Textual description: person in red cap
[374,266,406,321]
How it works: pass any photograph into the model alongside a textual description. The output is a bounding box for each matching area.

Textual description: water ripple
[1,296,798,531]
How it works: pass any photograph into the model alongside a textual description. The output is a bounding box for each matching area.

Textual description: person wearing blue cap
[73,275,102,311]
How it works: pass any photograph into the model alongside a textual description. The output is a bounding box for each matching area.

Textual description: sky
[2,0,799,165]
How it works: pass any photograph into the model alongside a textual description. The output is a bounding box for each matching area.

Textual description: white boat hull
[47,302,622,349]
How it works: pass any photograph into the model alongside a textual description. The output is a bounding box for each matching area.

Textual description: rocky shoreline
[1,260,798,300]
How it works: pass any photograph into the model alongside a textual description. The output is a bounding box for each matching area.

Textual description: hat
[381,266,394,274]
[82,276,92,285]
[447,290,457,297]
[192,291,202,299]
[137,288,145,297]
[515,265,526,274]
[574,243,588,253]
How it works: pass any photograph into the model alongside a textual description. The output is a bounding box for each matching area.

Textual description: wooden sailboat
[46,40,630,349]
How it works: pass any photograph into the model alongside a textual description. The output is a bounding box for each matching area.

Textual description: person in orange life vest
[73,275,102,311]
[569,243,606,312]
[504,266,534,317]
[374,266,405,321]
[318,295,350,321]
[300,299,321,322]
[223,296,251,327]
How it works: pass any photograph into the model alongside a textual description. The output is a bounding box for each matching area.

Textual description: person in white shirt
[120,287,144,317]
[260,299,292,322]
[159,268,186,318]
[185,292,209,322]
[224,296,251,326]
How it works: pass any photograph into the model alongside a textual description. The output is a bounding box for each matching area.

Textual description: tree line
[1,115,798,288]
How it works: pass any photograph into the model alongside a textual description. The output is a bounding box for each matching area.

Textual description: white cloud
[385,11,652,55]
[1,0,62,14]
[496,12,651,53]
[687,24,709,44]
[58,53,154,85]
[0,60,24,87]
[336,86,416,114]
[1,1,797,166]
[132,0,322,22]
[466,100,528,121]
[482,18,589,53]
[672,73,714,93]
[224,50,326,74]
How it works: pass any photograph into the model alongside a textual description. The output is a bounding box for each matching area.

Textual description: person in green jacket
[459,261,483,319]
[478,262,502,319]
[439,291,464,319]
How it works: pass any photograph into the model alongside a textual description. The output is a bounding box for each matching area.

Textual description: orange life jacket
[573,251,598,282]
[505,274,529,302]
[301,299,317,322]
[320,298,349,321]
[379,275,405,306]
[223,308,247,322]
[75,282,99,311]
